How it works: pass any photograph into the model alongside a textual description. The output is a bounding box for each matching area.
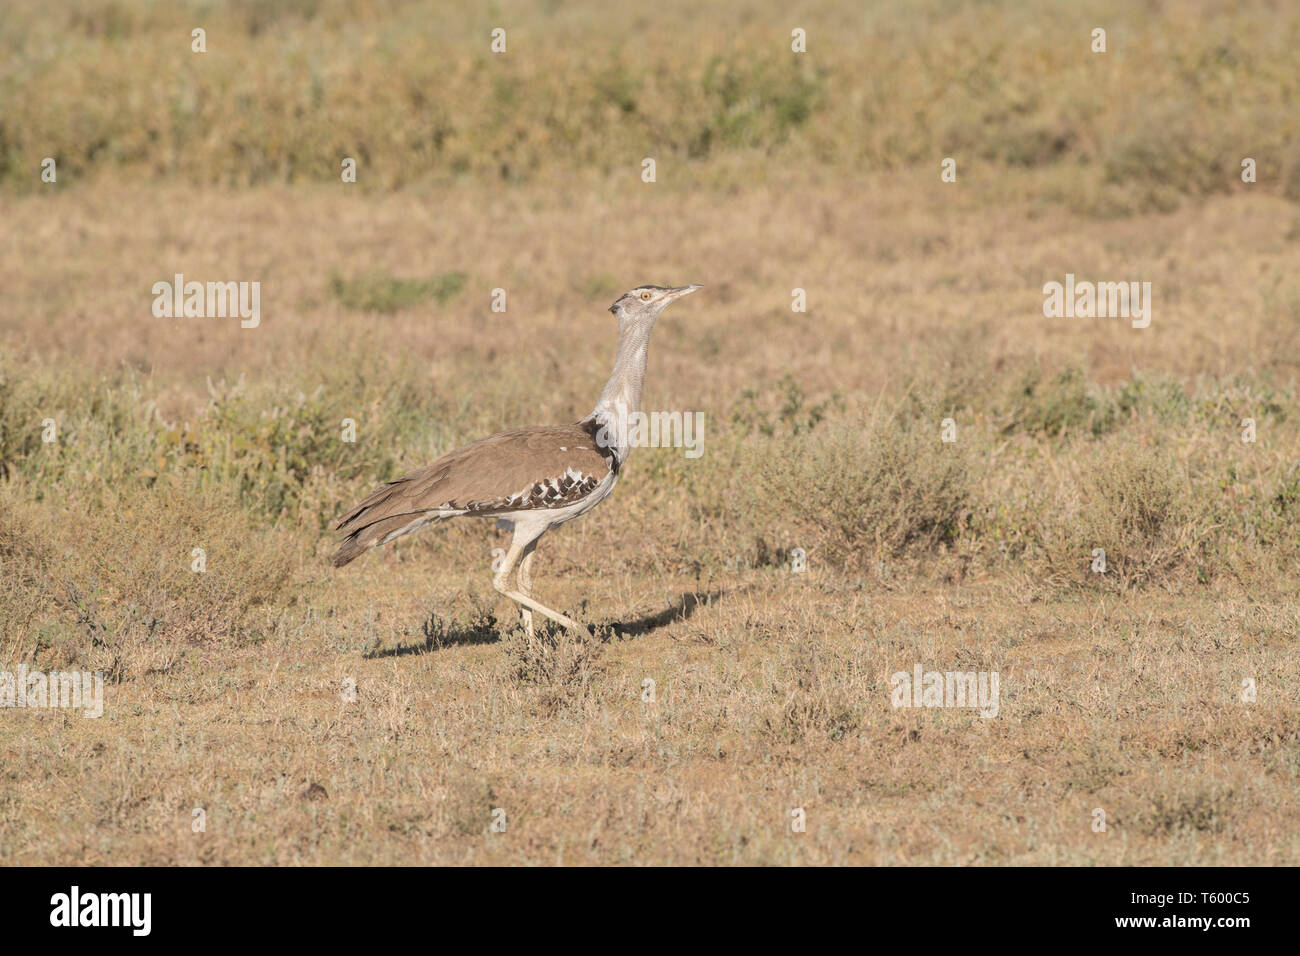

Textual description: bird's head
[608,284,702,324]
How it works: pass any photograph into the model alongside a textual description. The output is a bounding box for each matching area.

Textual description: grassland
[1,0,1299,865]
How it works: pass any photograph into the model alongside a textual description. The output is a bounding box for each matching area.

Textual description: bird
[331,283,703,635]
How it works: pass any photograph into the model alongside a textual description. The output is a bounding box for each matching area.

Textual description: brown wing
[331,420,614,566]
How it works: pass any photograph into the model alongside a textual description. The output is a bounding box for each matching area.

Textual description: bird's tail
[331,512,428,567]
[330,535,369,567]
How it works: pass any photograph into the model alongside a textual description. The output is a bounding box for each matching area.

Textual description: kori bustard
[332,283,702,634]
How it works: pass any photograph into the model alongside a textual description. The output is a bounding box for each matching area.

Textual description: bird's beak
[665,284,703,301]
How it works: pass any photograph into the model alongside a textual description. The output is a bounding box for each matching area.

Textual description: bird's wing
[334,421,615,536]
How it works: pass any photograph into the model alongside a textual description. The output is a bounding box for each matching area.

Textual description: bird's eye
[640,291,651,301]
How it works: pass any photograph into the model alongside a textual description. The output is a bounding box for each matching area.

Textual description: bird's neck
[588,319,654,462]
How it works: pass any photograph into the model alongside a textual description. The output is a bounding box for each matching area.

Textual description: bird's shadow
[602,589,721,639]
[362,612,501,658]
[361,589,723,657]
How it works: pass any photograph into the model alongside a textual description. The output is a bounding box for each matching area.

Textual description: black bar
[0,866,1276,943]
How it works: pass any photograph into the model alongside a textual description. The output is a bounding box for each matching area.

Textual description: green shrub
[1002,366,1115,438]
[329,271,466,313]
[745,414,972,568]
[1042,440,1205,589]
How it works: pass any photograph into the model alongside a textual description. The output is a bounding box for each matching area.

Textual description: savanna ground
[2,0,1300,864]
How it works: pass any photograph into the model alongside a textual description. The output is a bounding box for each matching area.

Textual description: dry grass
[2,0,1300,865]
[3,577,1297,864]
[6,0,1300,215]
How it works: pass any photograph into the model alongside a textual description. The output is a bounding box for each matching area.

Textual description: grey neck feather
[588,314,655,462]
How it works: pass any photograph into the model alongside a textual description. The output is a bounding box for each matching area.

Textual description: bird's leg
[492,535,585,634]
[516,541,537,637]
